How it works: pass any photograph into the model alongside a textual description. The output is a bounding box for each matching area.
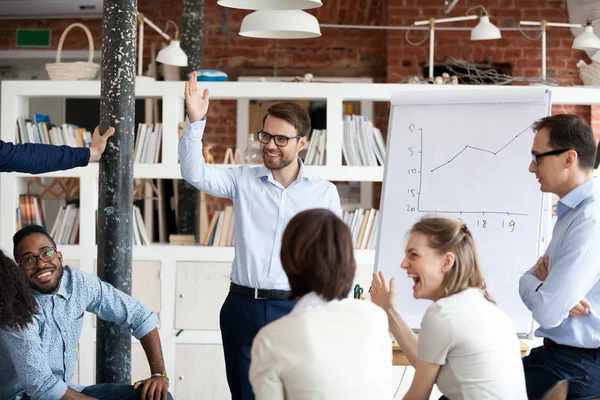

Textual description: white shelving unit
[2,81,600,399]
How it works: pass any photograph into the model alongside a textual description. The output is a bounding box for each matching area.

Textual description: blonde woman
[372,217,527,400]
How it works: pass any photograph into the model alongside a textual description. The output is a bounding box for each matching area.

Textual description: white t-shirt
[418,288,527,400]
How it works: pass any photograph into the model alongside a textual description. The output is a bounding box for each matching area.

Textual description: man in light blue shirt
[179,73,341,400]
[519,114,600,399]
[0,225,174,400]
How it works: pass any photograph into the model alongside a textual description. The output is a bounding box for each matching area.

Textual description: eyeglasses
[257,131,302,148]
[19,247,57,270]
[531,148,582,165]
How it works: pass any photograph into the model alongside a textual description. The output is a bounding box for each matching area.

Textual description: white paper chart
[376,88,552,335]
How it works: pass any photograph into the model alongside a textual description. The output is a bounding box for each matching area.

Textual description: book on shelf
[133,205,151,245]
[134,123,162,164]
[303,129,326,166]
[203,206,235,247]
[342,208,380,250]
[15,116,92,147]
[16,194,46,231]
[342,115,386,167]
[49,203,80,245]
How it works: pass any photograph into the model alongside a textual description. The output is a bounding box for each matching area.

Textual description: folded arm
[519,218,600,328]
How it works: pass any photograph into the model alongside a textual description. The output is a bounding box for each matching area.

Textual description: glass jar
[243,132,262,164]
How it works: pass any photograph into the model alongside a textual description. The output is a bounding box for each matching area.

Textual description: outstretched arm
[0,126,114,173]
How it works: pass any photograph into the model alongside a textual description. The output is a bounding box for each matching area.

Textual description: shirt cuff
[37,379,68,400]
[184,115,207,138]
[132,313,159,340]
[520,273,542,309]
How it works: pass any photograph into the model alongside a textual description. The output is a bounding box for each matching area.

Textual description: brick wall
[1,0,596,213]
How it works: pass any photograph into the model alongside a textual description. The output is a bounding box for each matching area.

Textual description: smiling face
[400,232,455,300]
[260,115,307,170]
[16,233,64,295]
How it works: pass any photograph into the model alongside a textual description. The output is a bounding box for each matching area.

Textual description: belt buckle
[254,288,266,300]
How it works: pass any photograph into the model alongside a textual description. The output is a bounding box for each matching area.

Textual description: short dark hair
[533,114,597,170]
[13,225,56,259]
[262,102,311,137]
[280,208,355,301]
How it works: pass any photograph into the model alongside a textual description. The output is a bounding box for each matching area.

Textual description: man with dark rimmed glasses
[520,114,600,399]
[179,72,341,400]
[0,225,174,400]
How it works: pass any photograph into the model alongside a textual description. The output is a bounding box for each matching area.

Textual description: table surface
[392,340,530,366]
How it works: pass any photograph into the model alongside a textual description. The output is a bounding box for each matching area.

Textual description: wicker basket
[45,23,100,81]
[578,60,600,86]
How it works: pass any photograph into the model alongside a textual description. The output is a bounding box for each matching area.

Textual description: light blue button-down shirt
[179,118,342,290]
[0,266,158,400]
[519,178,600,348]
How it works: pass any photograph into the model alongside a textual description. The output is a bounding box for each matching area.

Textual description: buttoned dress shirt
[179,117,342,290]
[519,178,600,347]
[0,266,158,400]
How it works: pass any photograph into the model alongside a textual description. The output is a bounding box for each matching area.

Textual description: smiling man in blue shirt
[179,72,342,400]
[0,225,174,400]
[519,114,600,399]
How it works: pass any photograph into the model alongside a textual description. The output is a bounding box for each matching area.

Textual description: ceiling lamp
[572,18,600,50]
[414,7,501,79]
[520,18,600,81]
[217,0,322,10]
[470,8,501,40]
[240,10,321,39]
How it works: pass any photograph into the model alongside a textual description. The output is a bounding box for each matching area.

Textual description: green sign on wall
[16,29,51,47]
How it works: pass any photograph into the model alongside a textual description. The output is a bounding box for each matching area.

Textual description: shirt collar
[292,291,344,314]
[556,178,597,218]
[256,157,312,182]
[33,265,72,302]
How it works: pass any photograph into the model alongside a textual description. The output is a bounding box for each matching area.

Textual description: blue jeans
[220,292,296,400]
[523,345,600,400]
[81,383,174,400]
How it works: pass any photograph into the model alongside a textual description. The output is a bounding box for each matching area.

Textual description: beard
[262,150,295,170]
[30,265,64,294]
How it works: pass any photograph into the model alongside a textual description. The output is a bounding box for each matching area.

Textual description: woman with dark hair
[0,249,37,330]
[249,208,392,400]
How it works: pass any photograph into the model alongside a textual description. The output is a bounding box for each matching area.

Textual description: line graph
[415,122,534,216]
[430,124,533,173]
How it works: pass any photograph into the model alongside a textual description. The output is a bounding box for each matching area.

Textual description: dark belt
[543,338,600,356]
[230,282,291,300]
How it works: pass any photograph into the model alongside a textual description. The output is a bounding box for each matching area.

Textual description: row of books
[303,129,326,166]
[134,123,163,164]
[49,204,80,245]
[342,208,380,250]
[342,115,386,167]
[16,115,92,148]
[203,206,235,247]
[17,195,47,231]
[132,206,151,245]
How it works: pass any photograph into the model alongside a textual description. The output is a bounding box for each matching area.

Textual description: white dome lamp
[470,8,502,41]
[572,18,600,51]
[414,6,501,79]
[217,0,322,10]
[240,9,321,39]
[520,18,600,81]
